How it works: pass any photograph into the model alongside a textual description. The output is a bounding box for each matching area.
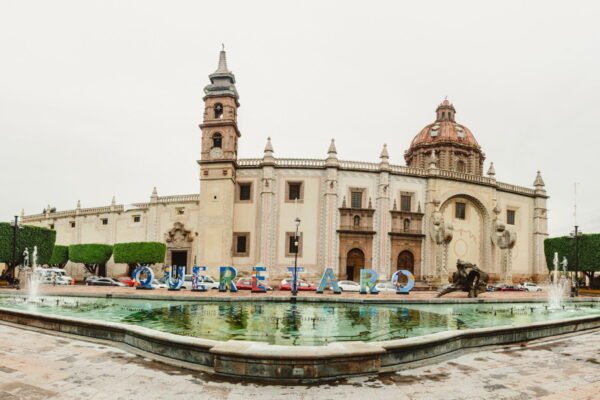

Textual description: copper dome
[409,100,480,149]
[405,100,485,175]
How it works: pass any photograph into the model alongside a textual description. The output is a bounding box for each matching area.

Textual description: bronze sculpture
[436,260,489,298]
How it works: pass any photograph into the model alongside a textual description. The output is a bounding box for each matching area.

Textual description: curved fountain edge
[1,304,599,383]
[1,289,599,305]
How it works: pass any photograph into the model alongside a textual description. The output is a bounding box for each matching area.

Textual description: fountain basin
[0,295,599,382]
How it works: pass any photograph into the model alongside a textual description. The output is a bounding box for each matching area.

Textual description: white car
[35,268,74,285]
[181,274,219,290]
[336,280,360,292]
[375,281,397,293]
[151,279,167,289]
[519,282,543,292]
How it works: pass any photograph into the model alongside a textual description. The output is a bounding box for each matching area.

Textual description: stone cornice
[22,194,200,222]
[237,158,543,198]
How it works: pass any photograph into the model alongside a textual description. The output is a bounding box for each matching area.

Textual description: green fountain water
[1,295,598,346]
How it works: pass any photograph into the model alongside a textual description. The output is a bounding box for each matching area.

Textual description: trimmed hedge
[68,244,113,264]
[48,245,69,267]
[544,233,600,272]
[69,244,113,276]
[0,222,56,269]
[113,242,166,265]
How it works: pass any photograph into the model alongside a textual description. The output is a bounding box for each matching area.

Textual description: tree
[0,222,56,276]
[545,233,600,288]
[68,244,113,276]
[48,245,69,268]
[113,242,166,276]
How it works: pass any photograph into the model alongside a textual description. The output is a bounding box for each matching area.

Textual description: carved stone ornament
[492,218,516,250]
[430,210,453,245]
[165,222,194,247]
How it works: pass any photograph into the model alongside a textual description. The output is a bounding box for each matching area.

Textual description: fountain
[28,246,41,302]
[548,252,569,309]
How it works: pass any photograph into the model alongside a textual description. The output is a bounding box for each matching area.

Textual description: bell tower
[197,47,240,270]
[200,46,240,162]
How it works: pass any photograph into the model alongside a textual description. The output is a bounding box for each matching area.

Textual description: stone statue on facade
[437,260,489,298]
[430,206,453,283]
[492,211,517,283]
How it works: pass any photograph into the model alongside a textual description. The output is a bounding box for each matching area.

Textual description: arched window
[214,103,224,119]
[353,215,361,227]
[212,133,222,149]
[403,218,411,231]
[457,160,466,173]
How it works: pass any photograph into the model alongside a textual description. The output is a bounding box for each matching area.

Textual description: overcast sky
[1,0,598,237]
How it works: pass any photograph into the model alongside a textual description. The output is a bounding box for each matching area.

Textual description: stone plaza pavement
[0,324,598,400]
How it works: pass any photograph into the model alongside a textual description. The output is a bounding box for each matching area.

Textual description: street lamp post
[11,216,20,276]
[570,226,582,296]
[12,215,19,276]
[292,217,301,297]
[571,225,582,297]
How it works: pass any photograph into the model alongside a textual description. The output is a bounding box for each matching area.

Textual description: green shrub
[113,242,166,275]
[545,233,600,287]
[48,245,69,268]
[0,222,56,275]
[69,244,113,276]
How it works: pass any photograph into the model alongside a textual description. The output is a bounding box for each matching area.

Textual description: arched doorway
[346,248,365,281]
[397,250,415,273]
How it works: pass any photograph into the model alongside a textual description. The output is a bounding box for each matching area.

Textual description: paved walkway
[0,324,598,399]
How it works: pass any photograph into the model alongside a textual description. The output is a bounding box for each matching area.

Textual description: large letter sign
[133,265,155,289]
[219,266,238,292]
[252,266,267,293]
[317,268,341,294]
[359,268,379,294]
[287,266,304,292]
[164,265,185,290]
[391,270,415,294]
[191,265,208,292]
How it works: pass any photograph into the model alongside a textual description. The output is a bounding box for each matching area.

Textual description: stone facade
[21,50,549,284]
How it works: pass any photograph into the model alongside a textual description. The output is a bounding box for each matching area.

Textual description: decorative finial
[341,196,347,208]
[393,199,397,211]
[264,137,274,154]
[417,201,422,213]
[487,162,496,177]
[222,43,225,51]
[380,143,389,160]
[328,138,337,155]
[111,196,116,206]
[368,197,373,209]
[533,171,545,187]
[76,200,81,209]
[215,46,230,73]
[152,187,158,197]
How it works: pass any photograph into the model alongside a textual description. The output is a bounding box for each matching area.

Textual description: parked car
[151,279,167,289]
[337,280,360,292]
[0,274,20,289]
[117,276,138,287]
[87,277,126,287]
[235,277,273,291]
[35,268,74,285]
[181,274,219,290]
[279,279,316,291]
[375,281,397,293]
[518,282,543,292]
[85,275,100,285]
[498,285,527,292]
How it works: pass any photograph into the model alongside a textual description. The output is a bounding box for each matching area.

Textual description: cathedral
[22,49,549,284]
